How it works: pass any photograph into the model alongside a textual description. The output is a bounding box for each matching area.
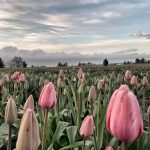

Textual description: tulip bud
[16,108,40,150]
[5,97,17,125]
[73,77,77,82]
[63,88,67,96]
[12,71,20,83]
[106,85,143,142]
[38,82,57,109]
[2,86,7,96]
[103,75,109,83]
[105,146,113,150]
[88,86,97,102]
[3,74,10,83]
[78,83,84,95]
[79,115,94,138]
[77,68,83,80]
[97,79,105,90]
[0,79,3,86]
[124,70,132,80]
[44,79,49,85]
[57,78,64,88]
[19,73,26,82]
[24,95,34,111]
[142,76,148,87]
[147,105,150,115]
[58,69,64,78]
[130,75,137,86]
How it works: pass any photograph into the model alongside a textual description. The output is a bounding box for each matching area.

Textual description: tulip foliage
[0,64,150,150]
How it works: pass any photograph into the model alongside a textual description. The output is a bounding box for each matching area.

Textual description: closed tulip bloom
[142,76,148,86]
[105,146,113,150]
[44,79,49,85]
[12,71,20,83]
[124,70,132,80]
[58,69,64,78]
[3,74,10,83]
[77,68,85,83]
[88,85,97,102]
[16,108,40,150]
[77,68,83,80]
[98,79,105,90]
[38,82,57,109]
[130,75,137,86]
[147,105,150,115]
[106,85,143,142]
[0,79,3,86]
[80,115,94,138]
[19,73,26,82]
[5,97,17,125]
[24,95,34,111]
[57,78,64,88]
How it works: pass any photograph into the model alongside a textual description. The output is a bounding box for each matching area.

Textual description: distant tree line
[1,56,150,68]
[124,58,150,65]
[57,62,68,67]
[135,58,150,64]
[0,56,27,68]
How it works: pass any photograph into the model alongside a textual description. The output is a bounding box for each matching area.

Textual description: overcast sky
[0,0,150,55]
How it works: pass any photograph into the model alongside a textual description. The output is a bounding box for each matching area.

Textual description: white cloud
[79,0,107,4]
[101,11,121,19]
[19,38,149,54]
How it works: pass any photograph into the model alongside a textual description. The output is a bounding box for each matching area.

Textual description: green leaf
[67,126,77,144]
[50,121,68,144]
[47,144,54,150]
[59,140,93,150]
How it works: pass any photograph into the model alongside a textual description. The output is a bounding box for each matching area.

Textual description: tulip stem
[90,101,93,115]
[82,138,86,150]
[42,109,49,150]
[7,125,12,150]
[122,141,127,150]
[149,115,150,133]
[39,107,43,127]
[143,88,146,116]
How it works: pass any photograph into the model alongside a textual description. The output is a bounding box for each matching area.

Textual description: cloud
[0,46,150,67]
[130,32,150,39]
[0,0,150,53]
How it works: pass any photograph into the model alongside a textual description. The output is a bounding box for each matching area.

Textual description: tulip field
[0,64,150,150]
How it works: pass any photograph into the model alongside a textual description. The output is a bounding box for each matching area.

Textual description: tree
[8,56,27,68]
[0,58,4,68]
[103,58,108,66]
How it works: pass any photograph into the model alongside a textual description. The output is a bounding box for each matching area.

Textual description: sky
[0,0,150,57]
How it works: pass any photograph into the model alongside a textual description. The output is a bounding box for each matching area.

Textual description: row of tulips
[0,67,150,150]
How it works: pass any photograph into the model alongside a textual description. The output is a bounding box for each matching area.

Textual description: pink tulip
[3,74,10,83]
[19,73,26,82]
[142,76,148,86]
[0,79,3,86]
[77,68,85,83]
[98,79,105,90]
[12,71,20,83]
[124,70,132,80]
[106,85,143,142]
[80,115,94,138]
[105,146,113,150]
[38,82,57,109]
[130,75,137,86]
